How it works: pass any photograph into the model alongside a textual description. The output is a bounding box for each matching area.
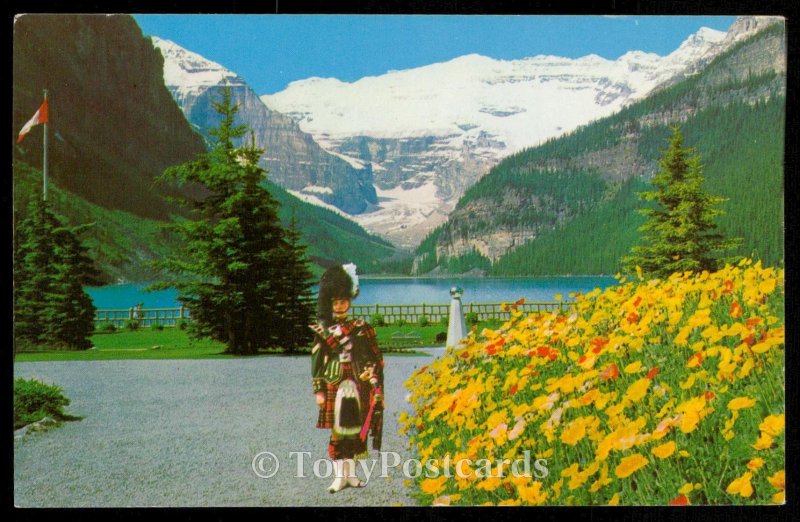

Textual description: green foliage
[153,87,314,354]
[465,312,479,325]
[418,315,430,327]
[98,322,117,333]
[623,126,741,278]
[370,313,386,327]
[124,320,140,331]
[14,378,80,429]
[14,197,98,351]
[491,178,647,275]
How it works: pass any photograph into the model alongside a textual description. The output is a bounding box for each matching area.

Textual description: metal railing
[94,301,571,328]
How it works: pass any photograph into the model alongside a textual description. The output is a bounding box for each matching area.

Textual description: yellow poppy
[421,475,448,496]
[759,414,784,437]
[651,441,676,459]
[727,397,756,411]
[767,470,785,490]
[726,471,754,498]
[614,453,648,478]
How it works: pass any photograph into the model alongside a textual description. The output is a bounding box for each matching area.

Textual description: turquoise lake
[86,276,617,310]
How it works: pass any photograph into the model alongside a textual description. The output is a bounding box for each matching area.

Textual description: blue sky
[134,15,738,95]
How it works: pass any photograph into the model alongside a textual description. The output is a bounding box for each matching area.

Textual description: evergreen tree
[14,199,58,349]
[14,197,99,351]
[623,126,740,279]
[49,223,100,349]
[274,211,315,352]
[153,87,314,355]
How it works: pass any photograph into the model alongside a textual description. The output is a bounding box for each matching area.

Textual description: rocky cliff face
[12,14,206,220]
[153,37,377,215]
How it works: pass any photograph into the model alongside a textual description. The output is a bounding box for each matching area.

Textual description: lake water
[86,276,617,310]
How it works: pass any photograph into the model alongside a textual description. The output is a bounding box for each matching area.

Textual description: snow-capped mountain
[153,37,377,214]
[260,19,771,248]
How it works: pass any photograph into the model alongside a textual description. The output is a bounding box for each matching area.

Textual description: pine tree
[623,126,740,279]
[153,86,314,355]
[14,200,58,349]
[49,223,100,349]
[275,211,315,352]
[14,197,99,351]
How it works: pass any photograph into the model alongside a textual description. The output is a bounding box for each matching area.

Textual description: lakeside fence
[94,301,572,329]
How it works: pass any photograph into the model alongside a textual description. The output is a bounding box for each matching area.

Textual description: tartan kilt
[316,383,338,429]
[316,363,371,431]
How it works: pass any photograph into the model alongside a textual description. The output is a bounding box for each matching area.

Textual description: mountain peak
[151,36,244,92]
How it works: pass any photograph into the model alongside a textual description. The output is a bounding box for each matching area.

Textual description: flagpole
[42,89,48,201]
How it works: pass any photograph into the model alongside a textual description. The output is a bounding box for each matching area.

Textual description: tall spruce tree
[153,87,314,354]
[49,223,100,349]
[275,212,315,352]
[624,126,739,279]
[14,197,99,351]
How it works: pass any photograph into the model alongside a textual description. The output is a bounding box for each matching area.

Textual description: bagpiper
[311,263,384,493]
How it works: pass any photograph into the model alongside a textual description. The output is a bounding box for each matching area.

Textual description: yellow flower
[767,470,785,490]
[651,441,676,459]
[517,480,548,505]
[752,432,774,450]
[678,483,694,495]
[727,397,756,411]
[476,476,502,492]
[608,493,620,506]
[560,420,587,446]
[746,458,765,472]
[614,453,648,479]
[421,475,448,496]
[726,471,754,498]
[624,378,650,403]
[624,361,643,373]
[759,414,785,437]
[773,491,785,504]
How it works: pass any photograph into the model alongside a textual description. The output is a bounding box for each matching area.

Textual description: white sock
[328,459,347,493]
[345,458,366,488]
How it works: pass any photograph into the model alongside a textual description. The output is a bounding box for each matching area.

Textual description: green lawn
[13,322,483,362]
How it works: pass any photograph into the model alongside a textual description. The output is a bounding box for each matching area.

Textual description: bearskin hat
[317,263,359,324]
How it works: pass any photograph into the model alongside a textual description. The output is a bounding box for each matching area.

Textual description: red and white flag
[17,98,48,143]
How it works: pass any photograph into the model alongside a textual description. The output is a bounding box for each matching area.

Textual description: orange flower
[730,301,743,319]
[722,279,734,294]
[669,495,690,506]
[601,363,619,381]
[646,367,660,380]
[686,353,704,368]
[614,453,648,478]
[627,311,640,324]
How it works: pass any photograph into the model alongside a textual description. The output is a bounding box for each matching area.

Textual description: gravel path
[14,349,445,507]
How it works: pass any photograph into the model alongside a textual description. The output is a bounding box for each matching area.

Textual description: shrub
[440,316,450,327]
[97,322,117,333]
[124,320,140,331]
[370,313,386,327]
[14,378,80,429]
[419,315,430,327]
[177,319,189,330]
[152,323,165,331]
[465,312,479,325]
